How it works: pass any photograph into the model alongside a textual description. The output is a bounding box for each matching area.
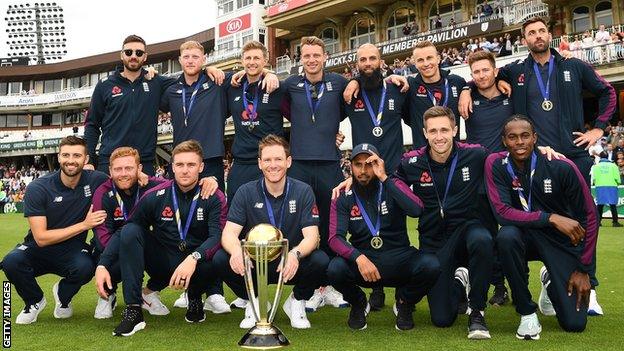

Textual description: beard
[360,68,384,90]
[123,60,142,72]
[60,162,82,177]
[527,41,549,54]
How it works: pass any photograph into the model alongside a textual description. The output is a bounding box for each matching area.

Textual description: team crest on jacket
[114,207,124,220]
[311,204,319,217]
[462,167,470,181]
[289,200,297,214]
[83,185,92,197]
[142,82,150,92]
[380,201,388,215]
[354,99,365,111]
[112,86,123,97]
[517,73,525,86]
[417,85,427,95]
[161,206,174,220]
[388,99,395,110]
[419,171,433,186]
[563,71,571,82]
[197,207,204,221]
[350,205,361,218]
[262,93,270,104]
[543,179,552,193]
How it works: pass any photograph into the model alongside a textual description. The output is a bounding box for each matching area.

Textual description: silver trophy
[239,223,290,349]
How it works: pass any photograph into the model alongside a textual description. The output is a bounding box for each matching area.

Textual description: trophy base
[239,324,290,349]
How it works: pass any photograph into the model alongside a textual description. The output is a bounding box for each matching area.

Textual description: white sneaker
[239,300,271,329]
[516,312,542,340]
[52,281,73,319]
[204,294,231,314]
[15,297,46,324]
[538,266,556,316]
[283,293,311,329]
[305,288,325,312]
[322,286,349,308]
[230,297,249,309]
[94,293,116,319]
[173,291,187,309]
[454,267,471,315]
[588,289,604,316]
[240,302,258,329]
[141,291,170,316]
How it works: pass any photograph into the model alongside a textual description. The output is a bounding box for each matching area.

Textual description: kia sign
[324,18,504,68]
[219,13,251,38]
[267,0,317,17]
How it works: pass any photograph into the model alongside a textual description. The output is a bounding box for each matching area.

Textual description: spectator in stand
[380,59,390,77]
[284,48,291,59]
[559,35,570,52]
[618,156,624,183]
[448,18,456,28]
[491,37,501,55]
[589,137,608,163]
[342,67,352,79]
[435,14,442,29]
[469,38,479,52]
[607,32,619,62]
[410,20,420,35]
[499,33,513,56]
[594,24,610,45]
[615,139,624,154]
[582,30,594,60]
[403,22,412,36]
[571,35,584,59]
[482,1,493,17]
[513,35,522,50]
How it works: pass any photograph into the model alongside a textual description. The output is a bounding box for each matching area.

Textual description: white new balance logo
[53,196,63,202]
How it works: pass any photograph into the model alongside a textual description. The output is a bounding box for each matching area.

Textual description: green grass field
[0,213,622,350]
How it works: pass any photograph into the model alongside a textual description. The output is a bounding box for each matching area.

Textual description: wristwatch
[290,249,301,262]
[190,252,201,261]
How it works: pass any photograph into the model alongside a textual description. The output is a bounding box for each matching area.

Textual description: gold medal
[541,100,553,111]
[370,236,383,249]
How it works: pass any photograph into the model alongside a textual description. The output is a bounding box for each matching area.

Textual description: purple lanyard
[426,151,459,217]
[171,183,200,243]
[242,79,261,123]
[505,152,537,212]
[181,75,206,122]
[353,182,383,237]
[361,81,387,128]
[532,55,555,102]
[261,179,290,230]
[111,183,140,221]
[303,80,325,121]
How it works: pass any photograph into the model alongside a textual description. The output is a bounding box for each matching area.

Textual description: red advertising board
[267,0,317,17]
[219,13,251,38]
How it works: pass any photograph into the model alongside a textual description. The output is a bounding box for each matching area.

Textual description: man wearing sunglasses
[85,35,224,176]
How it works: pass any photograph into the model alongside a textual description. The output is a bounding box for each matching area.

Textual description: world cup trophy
[239,223,290,349]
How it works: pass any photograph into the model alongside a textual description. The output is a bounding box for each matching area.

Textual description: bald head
[357,43,381,75]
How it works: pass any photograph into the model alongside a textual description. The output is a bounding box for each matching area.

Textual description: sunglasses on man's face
[123,49,145,57]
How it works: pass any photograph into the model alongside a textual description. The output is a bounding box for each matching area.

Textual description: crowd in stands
[0,162,51,206]
[590,121,624,183]
[559,25,624,64]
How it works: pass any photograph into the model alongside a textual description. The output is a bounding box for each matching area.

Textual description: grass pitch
[0,213,622,350]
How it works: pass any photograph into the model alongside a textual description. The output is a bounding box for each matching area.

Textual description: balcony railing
[207,48,243,64]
